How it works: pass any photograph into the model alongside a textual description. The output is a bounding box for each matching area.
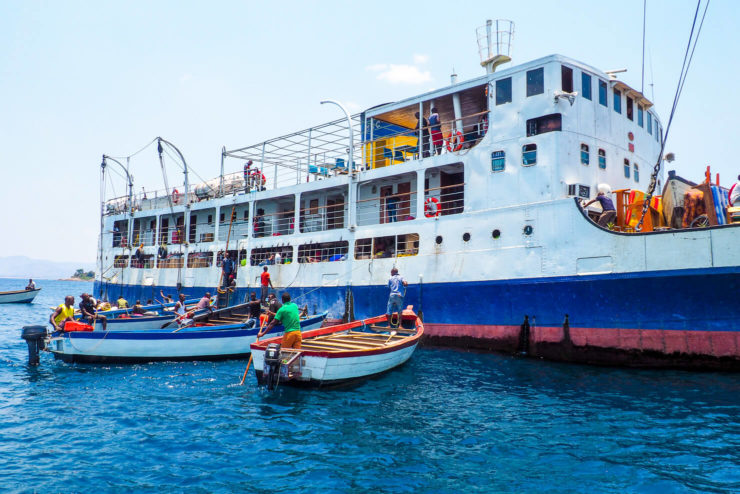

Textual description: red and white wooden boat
[250,306,423,389]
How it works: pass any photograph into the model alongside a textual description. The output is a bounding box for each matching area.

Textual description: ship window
[114,255,129,268]
[580,144,590,165]
[637,106,644,127]
[219,213,225,223]
[495,77,512,105]
[243,210,249,220]
[526,113,561,136]
[598,149,606,169]
[613,89,622,114]
[491,151,506,172]
[647,112,652,134]
[207,215,213,224]
[298,241,349,263]
[561,66,573,93]
[522,144,537,166]
[250,246,293,266]
[624,159,630,179]
[655,123,660,142]
[187,251,213,268]
[581,73,592,100]
[526,68,544,97]
[634,163,640,182]
[354,235,418,260]
[598,80,608,106]
[132,254,155,269]
[626,97,634,120]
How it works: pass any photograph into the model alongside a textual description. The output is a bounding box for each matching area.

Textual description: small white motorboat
[250,306,424,389]
[0,288,40,304]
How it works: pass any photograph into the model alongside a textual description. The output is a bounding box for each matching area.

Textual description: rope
[635,0,710,231]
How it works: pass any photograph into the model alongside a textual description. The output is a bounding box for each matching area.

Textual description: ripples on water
[0,279,738,493]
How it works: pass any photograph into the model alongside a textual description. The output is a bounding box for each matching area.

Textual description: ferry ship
[96,21,740,370]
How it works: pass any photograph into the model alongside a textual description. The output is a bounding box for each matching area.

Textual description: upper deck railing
[104,107,488,216]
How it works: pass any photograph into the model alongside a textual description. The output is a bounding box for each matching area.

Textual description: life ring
[172,189,180,204]
[424,197,440,218]
[446,131,464,152]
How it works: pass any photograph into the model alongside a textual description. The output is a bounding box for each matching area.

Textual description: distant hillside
[0,256,95,280]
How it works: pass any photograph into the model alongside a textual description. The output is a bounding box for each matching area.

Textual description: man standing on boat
[387,268,408,328]
[79,293,107,330]
[259,292,301,349]
[260,266,273,305]
[50,296,76,332]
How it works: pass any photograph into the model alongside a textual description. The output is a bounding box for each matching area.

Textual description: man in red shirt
[260,266,273,305]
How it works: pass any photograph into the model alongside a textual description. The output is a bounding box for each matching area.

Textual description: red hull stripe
[425,323,740,358]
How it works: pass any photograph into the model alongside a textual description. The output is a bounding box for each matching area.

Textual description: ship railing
[157,252,184,269]
[131,229,158,247]
[218,218,251,242]
[354,233,419,260]
[364,110,489,170]
[297,240,349,263]
[222,115,363,190]
[250,245,295,266]
[298,202,347,232]
[187,219,217,244]
[253,211,295,238]
[424,184,466,216]
[356,190,418,227]
[113,255,129,268]
[187,251,214,268]
[131,255,155,269]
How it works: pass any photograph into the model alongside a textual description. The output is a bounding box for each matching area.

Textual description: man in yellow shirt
[50,296,76,331]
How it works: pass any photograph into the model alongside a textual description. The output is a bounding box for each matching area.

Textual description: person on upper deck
[415,112,430,158]
[243,160,253,193]
[26,279,35,291]
[581,184,617,227]
[730,174,740,207]
[429,108,443,156]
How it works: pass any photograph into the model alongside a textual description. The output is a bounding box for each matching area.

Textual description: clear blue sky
[0,0,735,263]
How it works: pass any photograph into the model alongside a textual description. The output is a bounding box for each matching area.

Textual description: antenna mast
[476,19,514,73]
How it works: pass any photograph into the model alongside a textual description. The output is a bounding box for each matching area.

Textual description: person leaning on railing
[581,184,617,227]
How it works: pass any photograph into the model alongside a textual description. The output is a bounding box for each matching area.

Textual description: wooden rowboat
[250,306,423,389]
[0,288,40,304]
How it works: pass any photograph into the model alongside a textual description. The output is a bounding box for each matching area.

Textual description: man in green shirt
[258,292,302,348]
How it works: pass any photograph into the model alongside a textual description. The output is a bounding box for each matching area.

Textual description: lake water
[0,278,738,493]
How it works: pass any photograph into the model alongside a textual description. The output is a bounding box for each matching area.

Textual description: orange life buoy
[424,197,440,218]
[172,189,180,204]
[446,131,464,152]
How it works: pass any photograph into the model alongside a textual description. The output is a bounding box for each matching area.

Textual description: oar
[239,319,265,385]
[384,330,398,344]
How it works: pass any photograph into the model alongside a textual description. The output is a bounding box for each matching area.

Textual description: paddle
[384,330,398,344]
[239,318,265,385]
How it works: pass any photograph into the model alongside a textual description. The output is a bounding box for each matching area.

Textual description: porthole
[523,225,533,236]
[435,235,443,245]
[462,233,471,242]
[492,229,501,239]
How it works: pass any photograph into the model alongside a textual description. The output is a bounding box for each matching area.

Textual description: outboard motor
[261,343,282,391]
[21,326,48,366]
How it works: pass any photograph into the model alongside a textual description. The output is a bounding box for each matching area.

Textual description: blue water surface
[0,278,738,493]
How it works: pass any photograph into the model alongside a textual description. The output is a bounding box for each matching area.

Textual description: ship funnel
[476,19,514,73]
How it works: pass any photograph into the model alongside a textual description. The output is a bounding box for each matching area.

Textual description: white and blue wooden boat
[45,311,327,363]
[0,288,40,304]
[251,307,423,389]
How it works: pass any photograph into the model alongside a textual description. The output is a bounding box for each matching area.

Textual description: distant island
[70,269,95,281]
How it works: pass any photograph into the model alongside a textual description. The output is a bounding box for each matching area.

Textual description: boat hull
[98,265,740,370]
[47,313,326,364]
[0,289,40,304]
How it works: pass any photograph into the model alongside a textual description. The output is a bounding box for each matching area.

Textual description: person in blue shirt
[221,251,235,287]
[386,268,408,328]
[582,184,617,227]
